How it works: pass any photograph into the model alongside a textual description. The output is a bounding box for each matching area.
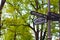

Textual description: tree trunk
[34,25,39,40]
[35,25,39,40]
[0,11,2,35]
[0,0,6,36]
[35,32,39,40]
[40,24,43,40]
[14,32,16,40]
[34,0,39,40]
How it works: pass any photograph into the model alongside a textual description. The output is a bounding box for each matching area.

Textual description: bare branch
[30,2,36,9]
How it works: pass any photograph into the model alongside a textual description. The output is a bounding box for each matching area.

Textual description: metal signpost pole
[59,18,60,40]
[59,0,60,40]
[47,0,51,40]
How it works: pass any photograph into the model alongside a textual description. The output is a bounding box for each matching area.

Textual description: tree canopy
[0,0,60,40]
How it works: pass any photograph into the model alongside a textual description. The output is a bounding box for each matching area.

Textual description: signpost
[30,11,60,21]
[33,17,47,25]
[47,0,52,40]
[30,11,60,25]
[30,0,60,40]
[30,10,60,40]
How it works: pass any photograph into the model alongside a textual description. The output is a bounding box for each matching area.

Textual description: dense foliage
[0,0,60,40]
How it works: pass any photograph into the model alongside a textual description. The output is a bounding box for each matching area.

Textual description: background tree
[0,0,6,37]
[0,0,59,40]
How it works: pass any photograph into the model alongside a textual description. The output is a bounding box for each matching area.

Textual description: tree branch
[35,0,39,10]
[0,0,6,10]
[9,23,36,33]
[30,2,36,9]
[42,27,47,40]
[6,1,36,34]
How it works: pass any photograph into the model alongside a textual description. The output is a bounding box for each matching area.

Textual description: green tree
[1,0,60,40]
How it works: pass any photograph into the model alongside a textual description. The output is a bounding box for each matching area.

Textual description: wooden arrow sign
[48,12,60,21]
[30,11,47,18]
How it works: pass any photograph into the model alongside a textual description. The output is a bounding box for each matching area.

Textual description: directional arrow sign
[30,11,47,18]
[48,12,60,18]
[34,17,47,25]
[48,12,60,21]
